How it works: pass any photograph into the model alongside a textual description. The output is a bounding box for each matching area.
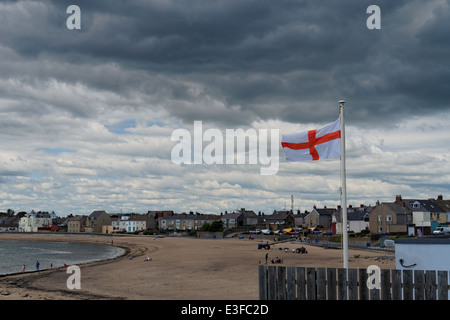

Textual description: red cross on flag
[281,118,341,161]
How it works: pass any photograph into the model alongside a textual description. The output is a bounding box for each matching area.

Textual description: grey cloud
[6,0,446,128]
[0,0,449,214]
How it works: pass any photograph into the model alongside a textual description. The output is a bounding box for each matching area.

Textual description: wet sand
[0,233,395,300]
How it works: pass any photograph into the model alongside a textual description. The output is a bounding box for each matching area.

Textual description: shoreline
[0,233,133,299]
[0,232,395,300]
[0,234,128,277]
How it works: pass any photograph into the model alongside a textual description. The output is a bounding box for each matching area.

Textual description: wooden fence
[258,265,449,300]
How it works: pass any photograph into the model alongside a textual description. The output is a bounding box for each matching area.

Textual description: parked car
[433,227,450,235]
[383,239,395,248]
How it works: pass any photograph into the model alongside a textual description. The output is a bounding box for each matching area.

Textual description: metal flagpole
[339,100,349,270]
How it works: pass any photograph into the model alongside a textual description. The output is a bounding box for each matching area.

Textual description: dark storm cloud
[1,0,449,127]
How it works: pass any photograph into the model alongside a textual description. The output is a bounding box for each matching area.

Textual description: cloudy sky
[0,0,449,216]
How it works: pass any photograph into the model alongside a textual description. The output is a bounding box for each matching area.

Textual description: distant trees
[200,220,224,232]
[0,210,45,217]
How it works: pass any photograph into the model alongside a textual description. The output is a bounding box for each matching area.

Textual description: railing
[258,265,449,300]
[307,240,395,253]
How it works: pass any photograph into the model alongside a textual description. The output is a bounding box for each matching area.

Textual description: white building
[333,205,371,235]
[395,237,450,271]
[114,214,154,232]
[118,215,130,232]
[19,214,52,232]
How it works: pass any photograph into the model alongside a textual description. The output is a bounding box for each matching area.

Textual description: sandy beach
[0,233,395,300]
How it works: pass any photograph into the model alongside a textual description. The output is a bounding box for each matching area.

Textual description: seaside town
[1,194,449,241]
[1,0,448,307]
[1,194,450,302]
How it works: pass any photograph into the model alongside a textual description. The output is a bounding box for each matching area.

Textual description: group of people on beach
[21,261,59,272]
[264,253,282,264]
[271,257,282,264]
[21,261,40,272]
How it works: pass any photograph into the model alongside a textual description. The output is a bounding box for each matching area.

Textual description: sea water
[0,239,124,275]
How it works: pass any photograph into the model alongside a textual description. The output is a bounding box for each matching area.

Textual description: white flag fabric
[281,118,341,162]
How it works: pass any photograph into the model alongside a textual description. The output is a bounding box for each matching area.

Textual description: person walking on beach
[265,253,268,264]
[22,265,25,272]
[36,261,39,271]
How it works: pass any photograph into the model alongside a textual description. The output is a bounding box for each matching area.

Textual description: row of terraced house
[4,194,450,237]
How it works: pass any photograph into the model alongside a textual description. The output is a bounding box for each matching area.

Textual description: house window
[386,215,392,222]
[377,215,382,222]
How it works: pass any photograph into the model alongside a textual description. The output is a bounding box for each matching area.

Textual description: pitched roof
[148,210,174,218]
[334,206,372,222]
[67,216,85,221]
[311,208,337,216]
[89,210,108,218]
[239,209,257,217]
[128,214,152,221]
[348,211,369,221]
[0,215,19,226]
[399,199,443,213]
[432,199,450,212]
[221,212,242,219]
[378,202,410,215]
[264,211,292,221]
[162,214,196,220]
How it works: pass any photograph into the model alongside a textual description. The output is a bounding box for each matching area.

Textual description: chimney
[402,202,405,207]
[396,195,402,202]
[437,194,443,201]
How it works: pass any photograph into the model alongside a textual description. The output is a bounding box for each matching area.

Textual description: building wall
[126,220,147,232]
[93,213,112,233]
[19,216,52,232]
[221,218,237,229]
[430,212,447,224]
[304,212,318,227]
[67,221,83,233]
[369,205,409,234]
[102,225,113,234]
[158,217,195,231]
[395,239,450,271]
[412,211,431,228]
[349,220,369,233]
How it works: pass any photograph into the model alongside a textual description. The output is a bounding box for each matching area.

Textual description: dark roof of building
[67,216,85,221]
[221,212,242,219]
[89,210,108,218]
[128,214,153,221]
[399,199,443,213]
[378,202,410,215]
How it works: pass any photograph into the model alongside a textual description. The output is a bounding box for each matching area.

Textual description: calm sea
[0,239,124,275]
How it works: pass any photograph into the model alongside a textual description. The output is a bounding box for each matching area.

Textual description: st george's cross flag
[281,118,341,161]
